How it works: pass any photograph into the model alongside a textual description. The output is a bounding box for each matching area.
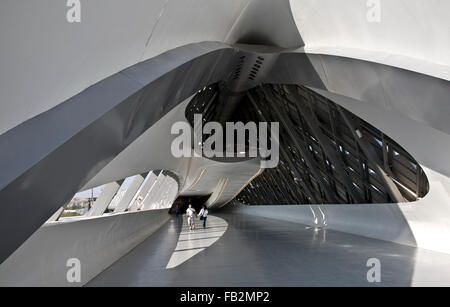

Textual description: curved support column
[87,180,123,217]
[113,173,147,213]
[129,172,159,212]
[143,175,179,210]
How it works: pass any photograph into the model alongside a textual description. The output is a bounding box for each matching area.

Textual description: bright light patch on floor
[166,215,228,269]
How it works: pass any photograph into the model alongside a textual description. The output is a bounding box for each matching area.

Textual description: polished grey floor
[86,212,430,287]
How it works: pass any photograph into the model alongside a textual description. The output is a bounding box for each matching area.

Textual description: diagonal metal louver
[186,83,429,205]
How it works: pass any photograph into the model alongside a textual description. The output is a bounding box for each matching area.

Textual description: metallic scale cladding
[186,84,428,205]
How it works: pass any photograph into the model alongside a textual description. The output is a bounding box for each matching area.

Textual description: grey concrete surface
[87,212,450,287]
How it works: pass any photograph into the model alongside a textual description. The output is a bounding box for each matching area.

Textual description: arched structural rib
[0,42,236,264]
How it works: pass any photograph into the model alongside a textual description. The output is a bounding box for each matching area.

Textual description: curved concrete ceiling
[289,0,450,80]
[0,0,252,135]
[225,0,303,48]
[4,0,448,137]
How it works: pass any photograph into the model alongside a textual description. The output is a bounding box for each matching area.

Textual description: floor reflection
[88,212,428,286]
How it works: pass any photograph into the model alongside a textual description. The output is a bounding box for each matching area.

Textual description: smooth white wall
[290,0,450,80]
[0,209,170,286]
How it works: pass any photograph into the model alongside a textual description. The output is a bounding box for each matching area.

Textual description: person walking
[186,204,196,230]
[199,205,208,229]
[175,203,180,218]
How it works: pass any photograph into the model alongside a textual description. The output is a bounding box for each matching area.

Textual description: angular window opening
[54,170,178,222]
[186,83,429,205]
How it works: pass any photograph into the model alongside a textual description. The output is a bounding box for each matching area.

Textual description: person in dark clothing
[199,205,208,228]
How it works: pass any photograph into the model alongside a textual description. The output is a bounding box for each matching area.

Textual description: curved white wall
[234,83,450,255]
[317,90,450,254]
[0,209,170,286]
[290,0,450,80]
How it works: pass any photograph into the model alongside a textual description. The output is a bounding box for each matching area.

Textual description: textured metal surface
[186,83,428,205]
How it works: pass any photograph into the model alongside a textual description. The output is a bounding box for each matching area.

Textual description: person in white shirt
[199,205,208,229]
[186,204,196,230]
